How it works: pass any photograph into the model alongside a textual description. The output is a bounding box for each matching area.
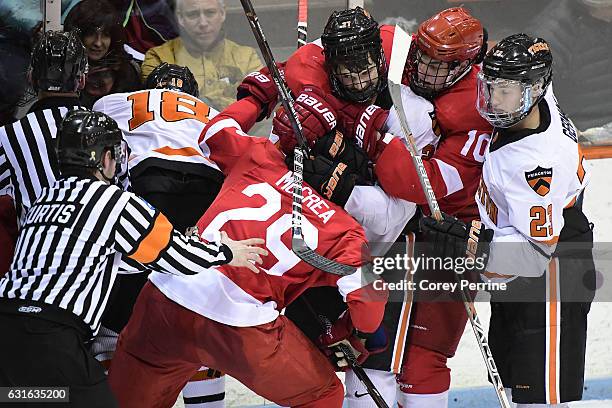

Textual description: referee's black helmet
[57,109,123,173]
[29,30,88,93]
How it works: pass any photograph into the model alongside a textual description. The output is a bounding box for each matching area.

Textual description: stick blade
[387,25,412,86]
[292,237,356,276]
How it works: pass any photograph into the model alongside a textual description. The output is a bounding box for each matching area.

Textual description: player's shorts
[489,207,595,404]
[108,282,343,408]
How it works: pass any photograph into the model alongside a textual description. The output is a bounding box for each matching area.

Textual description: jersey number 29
[202,183,319,276]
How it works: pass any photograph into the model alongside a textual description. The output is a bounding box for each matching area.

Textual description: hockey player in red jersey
[374,9,493,408]
[272,7,493,408]
[107,85,388,407]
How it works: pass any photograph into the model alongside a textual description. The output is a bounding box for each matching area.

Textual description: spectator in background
[64,0,142,108]
[525,0,612,133]
[105,0,179,57]
[141,0,263,110]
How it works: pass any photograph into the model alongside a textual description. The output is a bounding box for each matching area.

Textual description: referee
[0,110,266,407]
[0,30,87,226]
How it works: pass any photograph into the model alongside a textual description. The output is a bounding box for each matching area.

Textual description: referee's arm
[114,195,233,275]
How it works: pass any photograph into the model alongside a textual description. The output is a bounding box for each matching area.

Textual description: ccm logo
[355,105,380,148]
[18,306,42,313]
[296,93,336,129]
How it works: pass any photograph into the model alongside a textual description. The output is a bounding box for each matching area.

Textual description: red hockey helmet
[409,7,486,98]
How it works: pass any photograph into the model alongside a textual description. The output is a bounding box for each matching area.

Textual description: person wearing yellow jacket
[141,0,262,110]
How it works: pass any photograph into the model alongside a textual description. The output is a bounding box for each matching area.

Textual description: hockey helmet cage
[409,7,485,98]
[321,7,387,103]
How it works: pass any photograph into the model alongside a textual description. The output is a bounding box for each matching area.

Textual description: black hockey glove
[420,213,494,273]
[311,130,372,183]
[301,155,357,207]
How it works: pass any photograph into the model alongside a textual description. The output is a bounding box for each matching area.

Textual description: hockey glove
[328,97,389,160]
[316,312,388,371]
[420,213,494,273]
[311,130,371,183]
[272,86,338,154]
[302,155,357,207]
[236,63,284,121]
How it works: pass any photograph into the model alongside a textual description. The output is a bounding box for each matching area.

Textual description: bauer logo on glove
[324,162,348,200]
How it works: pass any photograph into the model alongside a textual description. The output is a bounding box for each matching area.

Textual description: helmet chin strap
[96,163,114,183]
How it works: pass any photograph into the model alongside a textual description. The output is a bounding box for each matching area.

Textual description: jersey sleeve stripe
[128,212,173,264]
[202,118,242,143]
[152,146,205,158]
[432,158,464,196]
[120,209,148,238]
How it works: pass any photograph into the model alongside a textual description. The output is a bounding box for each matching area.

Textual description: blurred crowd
[1,0,611,134]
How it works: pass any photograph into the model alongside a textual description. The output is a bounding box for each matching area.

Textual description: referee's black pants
[102,166,223,333]
[0,313,118,408]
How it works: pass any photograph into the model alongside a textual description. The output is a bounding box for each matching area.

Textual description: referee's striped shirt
[0,97,80,224]
[0,97,129,227]
[0,176,232,335]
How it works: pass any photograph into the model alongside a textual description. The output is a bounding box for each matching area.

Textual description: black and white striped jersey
[0,97,128,227]
[0,176,232,335]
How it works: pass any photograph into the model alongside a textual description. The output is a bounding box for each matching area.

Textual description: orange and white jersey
[93,88,221,175]
[477,85,589,278]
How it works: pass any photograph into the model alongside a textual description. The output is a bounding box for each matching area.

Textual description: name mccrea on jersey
[275,170,336,224]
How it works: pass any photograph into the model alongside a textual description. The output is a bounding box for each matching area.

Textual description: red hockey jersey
[375,67,493,221]
[284,28,491,221]
[149,97,386,332]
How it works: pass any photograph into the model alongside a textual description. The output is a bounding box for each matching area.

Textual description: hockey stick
[297,0,308,48]
[300,298,390,408]
[387,26,511,408]
[239,0,357,276]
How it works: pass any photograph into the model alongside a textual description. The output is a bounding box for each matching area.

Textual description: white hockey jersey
[93,88,221,176]
[346,83,438,254]
[477,86,589,278]
[384,83,441,156]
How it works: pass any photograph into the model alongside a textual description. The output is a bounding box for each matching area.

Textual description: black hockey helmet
[57,109,124,176]
[477,33,553,128]
[145,63,200,97]
[29,30,88,93]
[321,7,386,103]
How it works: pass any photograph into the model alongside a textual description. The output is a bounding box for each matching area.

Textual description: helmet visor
[476,72,534,128]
